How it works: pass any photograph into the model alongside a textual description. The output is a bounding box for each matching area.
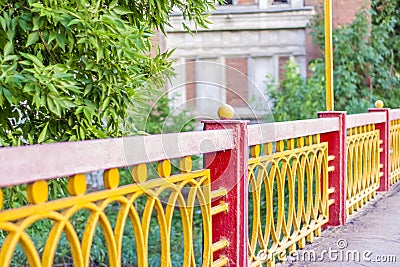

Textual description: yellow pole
[325,0,334,111]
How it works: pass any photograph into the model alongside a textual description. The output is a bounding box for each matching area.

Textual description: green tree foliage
[370,0,400,106]
[266,57,325,121]
[143,95,195,134]
[0,0,219,146]
[0,1,215,265]
[310,8,377,113]
[267,1,400,121]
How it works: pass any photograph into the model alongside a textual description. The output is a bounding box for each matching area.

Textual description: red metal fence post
[202,120,248,267]
[317,111,347,226]
[368,108,390,191]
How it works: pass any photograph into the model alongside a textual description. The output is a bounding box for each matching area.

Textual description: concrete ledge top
[390,109,400,121]
[167,6,315,32]
[0,129,234,188]
[346,112,386,129]
[248,117,340,146]
[170,5,314,17]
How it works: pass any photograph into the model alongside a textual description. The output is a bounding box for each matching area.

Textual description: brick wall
[305,0,371,71]
[226,57,248,107]
[331,0,370,28]
[306,0,370,23]
[185,59,196,107]
[238,0,256,5]
[278,56,291,83]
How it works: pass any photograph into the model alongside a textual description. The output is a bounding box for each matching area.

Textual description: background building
[157,0,369,120]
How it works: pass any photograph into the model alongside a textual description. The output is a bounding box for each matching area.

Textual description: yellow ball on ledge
[217,104,234,119]
[375,100,384,108]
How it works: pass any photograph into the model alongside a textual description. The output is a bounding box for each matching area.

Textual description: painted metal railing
[0,130,234,267]
[390,110,400,185]
[1,106,400,267]
[246,119,337,267]
[345,113,384,216]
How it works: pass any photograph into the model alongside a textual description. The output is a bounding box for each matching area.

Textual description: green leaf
[109,0,118,9]
[47,95,59,116]
[113,7,132,15]
[27,133,33,145]
[96,49,104,62]
[3,55,18,62]
[26,31,39,47]
[0,91,3,107]
[20,52,44,68]
[100,15,116,26]
[33,92,41,109]
[47,84,58,94]
[84,85,92,96]
[3,88,12,104]
[67,19,81,27]
[55,33,67,51]
[102,97,110,110]
[53,98,63,116]
[32,16,40,31]
[79,126,85,140]
[59,99,76,108]
[38,123,48,143]
[83,107,93,121]
[75,106,84,115]
[4,42,13,56]
[0,16,6,31]
[19,19,29,32]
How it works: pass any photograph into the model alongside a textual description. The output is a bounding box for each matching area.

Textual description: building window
[273,0,288,3]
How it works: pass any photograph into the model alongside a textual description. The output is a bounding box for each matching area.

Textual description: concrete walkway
[281,183,400,267]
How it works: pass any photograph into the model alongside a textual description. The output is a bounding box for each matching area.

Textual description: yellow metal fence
[0,158,212,267]
[346,125,382,216]
[2,109,400,266]
[390,119,400,185]
[247,135,331,267]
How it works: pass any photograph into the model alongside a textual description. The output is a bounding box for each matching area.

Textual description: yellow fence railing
[247,135,330,267]
[346,125,382,216]
[1,107,400,266]
[0,158,212,267]
[390,119,400,185]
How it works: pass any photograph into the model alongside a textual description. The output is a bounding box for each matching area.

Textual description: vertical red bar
[202,120,248,267]
[317,111,347,226]
[368,108,390,191]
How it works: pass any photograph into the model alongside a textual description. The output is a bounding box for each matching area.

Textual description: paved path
[280,183,400,267]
